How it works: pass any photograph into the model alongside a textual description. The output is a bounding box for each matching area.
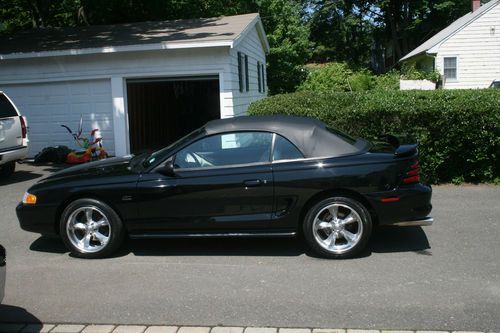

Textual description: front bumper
[366,183,433,226]
[16,202,58,236]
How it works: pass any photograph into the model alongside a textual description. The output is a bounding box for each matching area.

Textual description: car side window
[273,135,304,161]
[174,131,273,169]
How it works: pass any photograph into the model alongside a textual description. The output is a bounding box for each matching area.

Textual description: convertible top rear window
[326,127,357,145]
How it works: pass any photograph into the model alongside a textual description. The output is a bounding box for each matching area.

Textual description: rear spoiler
[379,134,418,157]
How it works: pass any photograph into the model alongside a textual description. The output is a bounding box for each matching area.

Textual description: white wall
[229,26,268,116]
[436,3,500,89]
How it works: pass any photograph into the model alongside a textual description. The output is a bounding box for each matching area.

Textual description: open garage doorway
[127,76,220,153]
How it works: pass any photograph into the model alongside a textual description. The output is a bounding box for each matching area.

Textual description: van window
[0,94,18,119]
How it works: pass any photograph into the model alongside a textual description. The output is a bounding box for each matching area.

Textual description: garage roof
[0,13,269,60]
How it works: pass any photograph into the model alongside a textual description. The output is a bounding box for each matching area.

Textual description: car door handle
[243,179,262,187]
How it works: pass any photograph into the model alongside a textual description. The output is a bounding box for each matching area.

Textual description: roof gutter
[0,40,234,60]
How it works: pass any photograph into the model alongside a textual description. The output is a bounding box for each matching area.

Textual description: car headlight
[22,192,37,205]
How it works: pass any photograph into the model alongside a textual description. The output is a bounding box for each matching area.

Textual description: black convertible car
[17,115,432,259]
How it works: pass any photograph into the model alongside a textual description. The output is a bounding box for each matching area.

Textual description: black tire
[0,162,16,178]
[60,198,125,259]
[303,196,372,259]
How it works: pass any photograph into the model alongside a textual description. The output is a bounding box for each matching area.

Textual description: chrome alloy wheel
[66,206,111,253]
[312,203,363,254]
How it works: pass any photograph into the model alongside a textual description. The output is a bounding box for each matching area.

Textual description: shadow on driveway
[0,304,42,324]
[371,226,432,255]
[29,226,431,259]
[0,162,66,186]
[0,169,43,186]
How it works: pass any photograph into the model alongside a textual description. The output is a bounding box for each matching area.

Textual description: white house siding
[229,26,268,116]
[436,3,500,89]
[0,79,113,157]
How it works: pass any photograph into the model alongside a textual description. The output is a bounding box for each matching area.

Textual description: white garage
[0,13,269,157]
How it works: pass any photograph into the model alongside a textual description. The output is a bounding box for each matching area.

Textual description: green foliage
[299,62,399,92]
[259,0,313,95]
[349,70,375,91]
[305,0,373,67]
[299,63,353,92]
[401,64,440,82]
[248,89,500,184]
[373,70,400,91]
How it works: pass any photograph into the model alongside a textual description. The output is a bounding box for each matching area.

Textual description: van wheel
[303,196,372,259]
[0,162,15,178]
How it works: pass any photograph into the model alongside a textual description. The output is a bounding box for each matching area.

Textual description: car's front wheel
[60,198,125,259]
[303,196,372,259]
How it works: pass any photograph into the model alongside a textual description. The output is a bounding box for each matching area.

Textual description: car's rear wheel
[60,198,124,259]
[303,196,372,259]
[0,162,15,178]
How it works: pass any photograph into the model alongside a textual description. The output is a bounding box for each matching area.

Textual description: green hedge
[248,90,500,184]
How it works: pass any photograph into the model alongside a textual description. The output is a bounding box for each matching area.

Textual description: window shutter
[245,55,249,92]
[237,52,243,92]
[257,61,262,93]
[261,63,266,92]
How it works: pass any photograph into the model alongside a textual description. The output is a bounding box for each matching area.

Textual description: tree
[371,0,471,65]
[258,0,313,94]
[302,0,475,70]
[305,0,373,67]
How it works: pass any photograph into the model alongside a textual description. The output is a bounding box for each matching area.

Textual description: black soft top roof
[204,115,361,158]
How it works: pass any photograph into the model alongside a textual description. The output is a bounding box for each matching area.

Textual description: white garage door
[0,79,114,157]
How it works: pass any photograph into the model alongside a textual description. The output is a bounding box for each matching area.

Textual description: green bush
[349,70,375,91]
[299,62,399,92]
[373,70,400,91]
[248,90,500,184]
[299,62,353,92]
[401,63,440,82]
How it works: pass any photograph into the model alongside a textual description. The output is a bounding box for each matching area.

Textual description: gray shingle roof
[0,13,265,57]
[400,0,500,61]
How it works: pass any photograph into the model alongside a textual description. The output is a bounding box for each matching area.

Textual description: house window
[444,57,457,80]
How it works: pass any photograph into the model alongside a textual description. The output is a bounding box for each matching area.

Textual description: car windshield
[142,128,204,169]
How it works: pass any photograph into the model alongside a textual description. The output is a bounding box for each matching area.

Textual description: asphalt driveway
[0,163,499,330]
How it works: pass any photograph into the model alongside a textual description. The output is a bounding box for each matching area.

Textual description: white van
[0,91,29,178]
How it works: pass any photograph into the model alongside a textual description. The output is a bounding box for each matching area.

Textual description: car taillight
[20,116,27,139]
[403,161,420,184]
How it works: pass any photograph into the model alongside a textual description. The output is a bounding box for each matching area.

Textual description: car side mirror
[157,160,176,177]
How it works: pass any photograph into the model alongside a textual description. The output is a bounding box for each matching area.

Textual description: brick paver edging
[0,324,495,333]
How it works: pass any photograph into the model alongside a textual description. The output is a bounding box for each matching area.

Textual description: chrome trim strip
[393,217,434,227]
[0,145,26,154]
[130,231,297,239]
